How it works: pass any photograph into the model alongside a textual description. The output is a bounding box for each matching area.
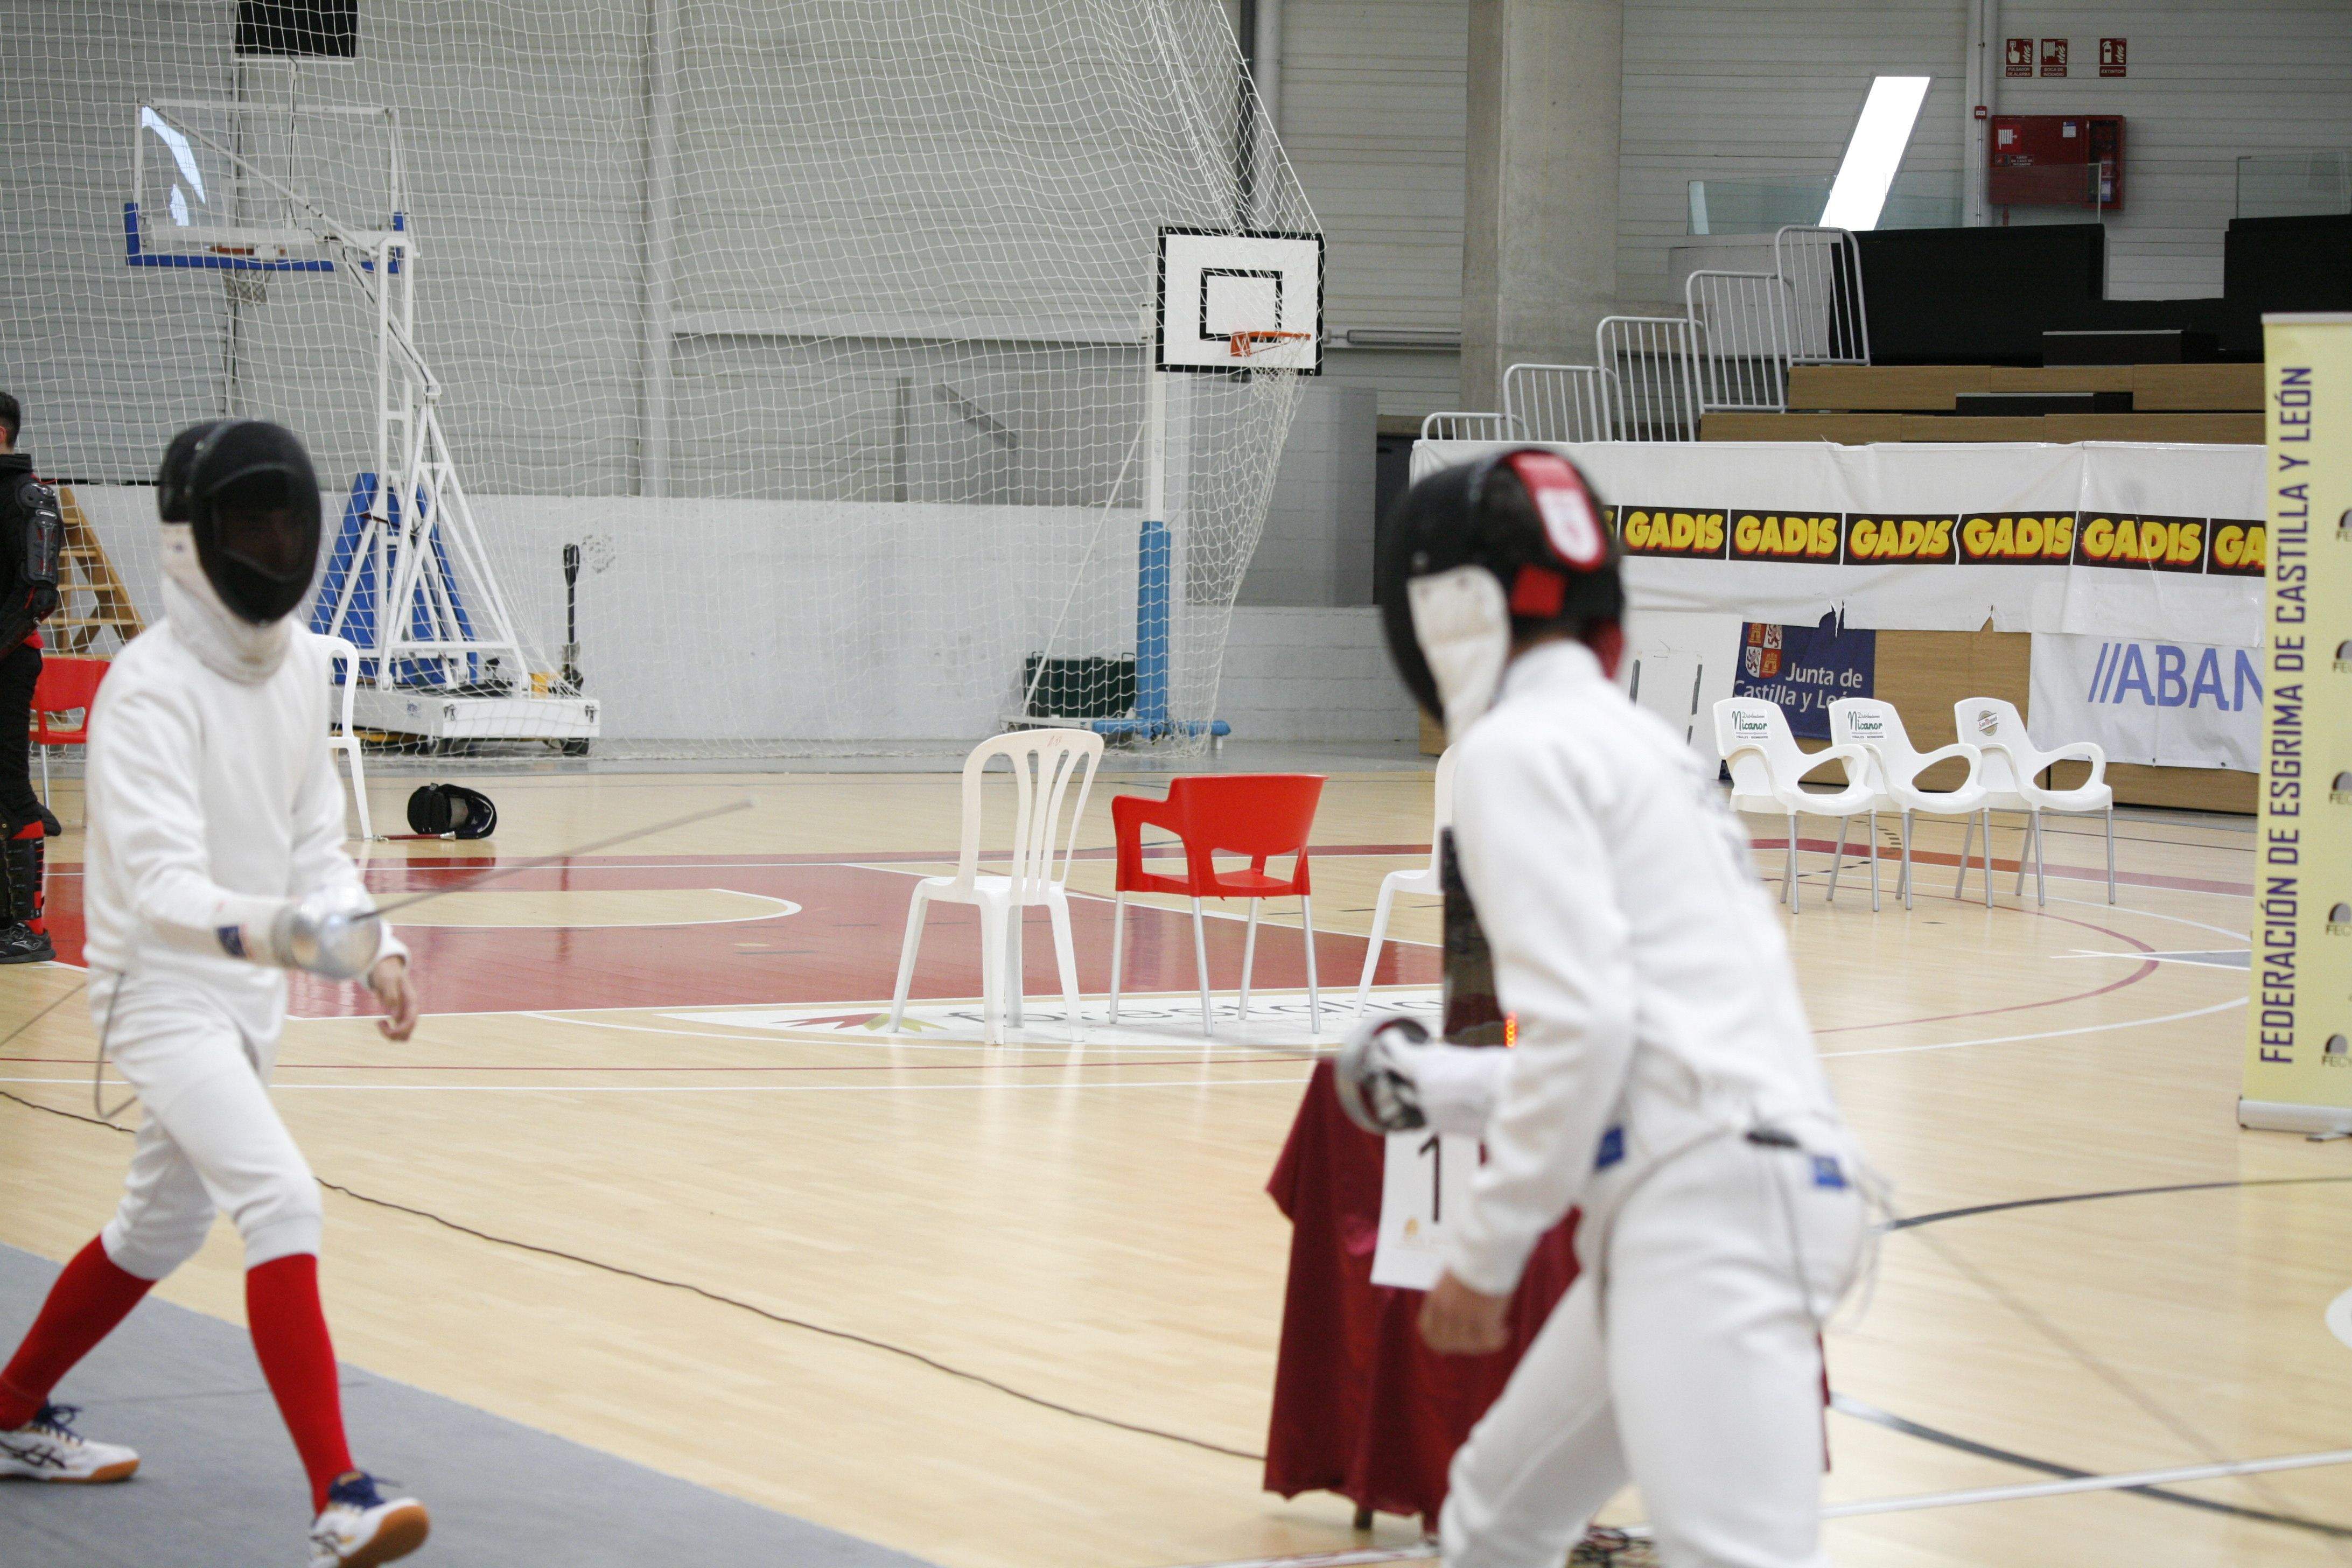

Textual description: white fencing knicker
[1439,1116,1866,1568]
[90,977,323,1282]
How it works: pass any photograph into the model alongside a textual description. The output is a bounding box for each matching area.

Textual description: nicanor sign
[2241,314,2352,1137]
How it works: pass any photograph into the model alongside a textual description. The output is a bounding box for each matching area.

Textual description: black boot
[0,831,55,964]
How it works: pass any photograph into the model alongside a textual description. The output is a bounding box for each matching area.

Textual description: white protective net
[2,1,1316,758]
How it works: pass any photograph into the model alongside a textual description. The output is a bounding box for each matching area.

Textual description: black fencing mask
[408,783,499,840]
[179,419,322,625]
[156,419,229,525]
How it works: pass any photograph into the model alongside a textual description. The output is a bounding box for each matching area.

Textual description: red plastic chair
[1108,773,1326,1036]
[32,656,108,802]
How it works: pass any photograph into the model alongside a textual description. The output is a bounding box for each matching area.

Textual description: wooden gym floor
[1,761,2344,1567]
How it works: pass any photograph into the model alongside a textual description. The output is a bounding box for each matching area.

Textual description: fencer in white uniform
[1342,448,1870,1568]
[0,422,432,1568]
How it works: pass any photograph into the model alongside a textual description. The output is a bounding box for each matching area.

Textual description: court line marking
[1,997,2248,1086]
[1821,1449,2352,1523]
[2045,890,2248,942]
[514,1009,1345,1056]
[1161,1550,1437,1568]
[0,1075,1315,1095]
[394,889,800,929]
[0,1087,1271,1467]
[1812,900,2164,1035]
[2329,1290,2352,1352]
[2053,948,2249,969]
[1818,995,2246,1060]
[1816,1457,2352,1523]
[1830,1395,2352,1537]
[1156,1449,2352,1567]
[1,1053,1324,1075]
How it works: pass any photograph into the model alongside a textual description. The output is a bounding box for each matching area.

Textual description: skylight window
[1821,76,1929,231]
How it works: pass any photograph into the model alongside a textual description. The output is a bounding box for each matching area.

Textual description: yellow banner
[2242,315,2352,1133]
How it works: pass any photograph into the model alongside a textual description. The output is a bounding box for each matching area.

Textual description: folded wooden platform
[1704,409,2262,445]
[1782,362,2261,413]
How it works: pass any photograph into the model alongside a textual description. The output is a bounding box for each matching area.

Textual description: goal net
[2,1,1317,758]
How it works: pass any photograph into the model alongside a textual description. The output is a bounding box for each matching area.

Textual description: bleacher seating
[1704,361,2261,444]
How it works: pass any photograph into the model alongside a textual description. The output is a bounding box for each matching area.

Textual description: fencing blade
[366,796,756,919]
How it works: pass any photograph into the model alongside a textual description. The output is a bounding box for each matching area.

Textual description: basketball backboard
[1155,227,1323,374]
[128,100,402,268]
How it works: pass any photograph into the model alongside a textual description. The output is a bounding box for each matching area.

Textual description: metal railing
[1418,225,1864,447]
[1773,225,1869,366]
[1418,410,1525,442]
[1684,270,1793,414]
[1595,316,1703,442]
[1501,363,1617,443]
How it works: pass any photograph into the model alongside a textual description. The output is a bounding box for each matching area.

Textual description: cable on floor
[0,1087,1267,1465]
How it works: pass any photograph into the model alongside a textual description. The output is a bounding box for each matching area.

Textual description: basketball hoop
[1228,329,1312,359]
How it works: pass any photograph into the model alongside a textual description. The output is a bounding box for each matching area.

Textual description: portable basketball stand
[1008,227,1320,752]
[124,98,598,754]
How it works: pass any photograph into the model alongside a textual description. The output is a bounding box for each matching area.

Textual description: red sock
[245,1255,354,1513]
[0,1237,155,1429]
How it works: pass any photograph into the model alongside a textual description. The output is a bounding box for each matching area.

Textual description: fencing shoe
[0,828,53,964]
[307,1471,429,1568]
[0,1403,140,1482]
[0,923,52,964]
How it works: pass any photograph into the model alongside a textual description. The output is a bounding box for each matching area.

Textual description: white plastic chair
[320,635,374,841]
[1712,698,1877,913]
[1354,747,1458,1014]
[1955,698,2116,906]
[1827,699,1989,911]
[888,729,1103,1044]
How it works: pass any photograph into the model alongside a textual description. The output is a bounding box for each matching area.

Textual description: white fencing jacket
[83,618,398,1040]
[1441,639,1849,1297]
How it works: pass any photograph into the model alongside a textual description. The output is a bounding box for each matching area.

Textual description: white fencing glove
[1334,1015,1508,1139]
[1335,1017,1434,1133]
[221,888,384,979]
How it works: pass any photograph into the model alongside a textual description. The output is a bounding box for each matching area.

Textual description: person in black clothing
[0,391,63,963]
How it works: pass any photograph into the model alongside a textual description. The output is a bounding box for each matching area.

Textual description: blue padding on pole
[312,474,380,653]
[1086,718,1229,739]
[1136,517,1170,726]
[312,472,477,685]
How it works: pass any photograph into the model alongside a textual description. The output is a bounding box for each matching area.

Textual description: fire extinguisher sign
[2100,38,2127,78]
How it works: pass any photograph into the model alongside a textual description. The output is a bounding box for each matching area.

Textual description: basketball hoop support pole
[1136,365,1171,732]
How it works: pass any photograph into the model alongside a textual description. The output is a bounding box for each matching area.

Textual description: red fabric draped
[1263,1061,1580,1525]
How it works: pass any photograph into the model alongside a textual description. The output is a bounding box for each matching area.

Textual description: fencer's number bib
[1371,1130,1479,1291]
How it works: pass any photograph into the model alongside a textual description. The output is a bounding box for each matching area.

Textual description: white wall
[1992,1,2352,298]
[1217,607,1422,740]
[1238,383,1379,606]
[1618,0,1970,311]
[74,479,1410,744]
[1278,0,1469,417]
[72,486,1147,741]
[1616,0,2352,308]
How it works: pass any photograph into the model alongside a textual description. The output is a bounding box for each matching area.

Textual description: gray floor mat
[0,1243,940,1567]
